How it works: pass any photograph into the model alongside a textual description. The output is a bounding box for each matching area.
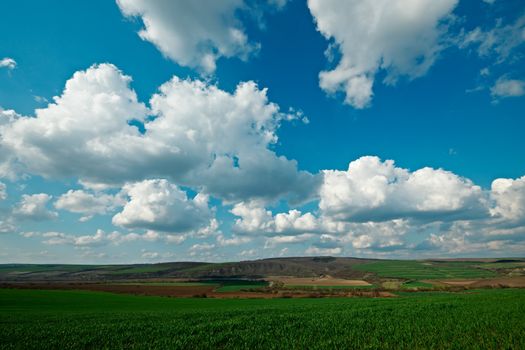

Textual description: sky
[0,0,524,264]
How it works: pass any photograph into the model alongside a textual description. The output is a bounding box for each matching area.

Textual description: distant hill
[0,257,375,281]
[0,256,523,282]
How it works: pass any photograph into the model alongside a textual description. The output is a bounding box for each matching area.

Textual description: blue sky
[0,0,524,263]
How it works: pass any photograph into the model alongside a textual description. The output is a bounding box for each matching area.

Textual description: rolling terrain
[1,256,524,282]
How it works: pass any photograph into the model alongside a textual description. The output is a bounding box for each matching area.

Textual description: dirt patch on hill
[268,276,371,286]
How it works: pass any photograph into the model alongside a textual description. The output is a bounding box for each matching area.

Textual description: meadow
[1,288,524,349]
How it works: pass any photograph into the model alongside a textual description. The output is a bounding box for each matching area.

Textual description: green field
[1,288,524,349]
[353,260,496,279]
[401,280,435,289]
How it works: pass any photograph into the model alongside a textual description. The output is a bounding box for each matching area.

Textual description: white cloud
[231,201,320,235]
[320,156,487,223]
[490,77,525,99]
[217,234,252,247]
[13,194,58,221]
[55,189,123,221]
[264,233,315,248]
[239,249,257,257]
[491,175,525,222]
[308,0,458,108]
[0,109,23,180]
[116,0,284,73]
[0,182,6,200]
[0,57,16,70]
[1,64,149,184]
[0,63,316,204]
[460,14,525,64]
[112,179,212,233]
[29,228,173,247]
[305,246,342,256]
[415,220,525,255]
[189,242,216,257]
[0,218,15,234]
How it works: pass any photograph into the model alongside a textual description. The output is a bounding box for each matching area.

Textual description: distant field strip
[0,288,523,349]
[353,260,496,279]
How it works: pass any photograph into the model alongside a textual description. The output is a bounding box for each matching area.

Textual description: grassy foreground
[1,288,524,349]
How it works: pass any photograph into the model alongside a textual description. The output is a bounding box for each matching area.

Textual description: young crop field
[0,288,523,349]
[213,280,268,292]
[353,260,497,279]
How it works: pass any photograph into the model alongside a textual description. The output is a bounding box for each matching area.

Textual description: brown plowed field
[0,282,393,298]
[0,282,216,297]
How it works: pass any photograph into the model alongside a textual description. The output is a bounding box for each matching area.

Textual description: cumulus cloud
[264,233,315,248]
[308,0,458,108]
[232,201,320,235]
[305,246,342,256]
[0,63,316,203]
[26,228,179,247]
[0,182,6,200]
[116,0,285,73]
[112,179,212,233]
[0,57,16,70]
[320,156,487,222]
[1,64,149,184]
[216,233,252,247]
[415,219,525,256]
[491,175,525,222]
[55,190,124,221]
[0,217,15,234]
[0,109,23,179]
[13,194,58,221]
[189,242,216,257]
[490,77,525,99]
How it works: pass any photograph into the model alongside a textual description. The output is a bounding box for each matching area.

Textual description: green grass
[353,260,497,279]
[0,288,524,349]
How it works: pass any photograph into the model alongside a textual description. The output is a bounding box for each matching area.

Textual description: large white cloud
[148,76,318,202]
[308,0,458,108]
[1,64,150,184]
[320,156,487,222]
[0,63,317,203]
[491,175,525,222]
[112,179,212,233]
[116,0,285,73]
